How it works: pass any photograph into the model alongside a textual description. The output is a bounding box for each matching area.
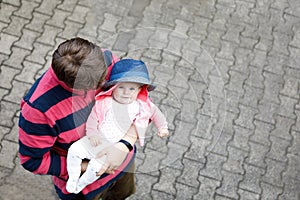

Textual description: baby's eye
[130,88,136,91]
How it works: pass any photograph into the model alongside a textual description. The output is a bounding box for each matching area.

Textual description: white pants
[66,136,110,194]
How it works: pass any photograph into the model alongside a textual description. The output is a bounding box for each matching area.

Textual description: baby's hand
[89,135,101,147]
[157,128,169,138]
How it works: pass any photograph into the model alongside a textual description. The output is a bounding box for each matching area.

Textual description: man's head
[52,37,107,90]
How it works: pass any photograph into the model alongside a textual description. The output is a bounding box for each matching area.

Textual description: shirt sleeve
[150,103,168,130]
[18,100,68,180]
[85,105,100,138]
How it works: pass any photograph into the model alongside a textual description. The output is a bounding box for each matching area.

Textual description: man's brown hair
[52,37,107,90]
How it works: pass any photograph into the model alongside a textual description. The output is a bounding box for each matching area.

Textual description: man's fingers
[96,149,107,158]
[96,164,108,176]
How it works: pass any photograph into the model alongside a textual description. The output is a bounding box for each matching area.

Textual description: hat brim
[103,79,156,91]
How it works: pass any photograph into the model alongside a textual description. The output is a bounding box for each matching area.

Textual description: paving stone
[1,157,57,200]
[3,15,29,37]
[177,158,202,187]
[14,0,39,19]
[99,13,121,33]
[4,117,18,143]
[4,81,31,104]
[67,4,90,23]
[239,164,265,194]
[238,189,260,200]
[161,142,187,170]
[262,158,285,187]
[2,0,20,6]
[0,140,18,169]
[14,29,41,50]
[0,166,11,184]
[269,32,291,56]
[280,75,299,99]
[175,182,198,200]
[47,9,71,28]
[35,0,62,16]
[241,84,264,108]
[194,114,215,139]
[289,46,300,70]
[153,166,181,195]
[266,136,290,162]
[58,20,83,39]
[230,126,252,151]
[283,154,300,181]
[15,61,43,84]
[0,33,19,55]
[151,190,175,200]
[37,25,62,46]
[128,173,157,200]
[3,47,31,69]
[184,135,210,163]
[0,126,10,142]
[208,132,232,157]
[235,104,258,130]
[0,65,20,89]
[245,66,264,89]
[279,175,300,200]
[261,182,283,200]
[137,147,166,175]
[25,12,50,32]
[216,170,243,199]
[264,54,286,75]
[169,120,193,147]
[128,0,150,17]
[0,3,18,23]
[250,120,274,146]
[200,153,227,181]
[276,95,297,119]
[113,31,135,52]
[255,101,279,124]
[57,0,77,12]
[26,42,53,64]
[261,73,284,104]
[245,141,269,168]
[288,131,300,155]
[226,70,247,95]
[271,115,294,140]
[222,146,248,174]
[194,176,220,200]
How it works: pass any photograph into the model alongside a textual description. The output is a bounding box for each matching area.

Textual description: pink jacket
[86,85,168,146]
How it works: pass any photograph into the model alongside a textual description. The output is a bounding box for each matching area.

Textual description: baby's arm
[86,106,102,146]
[150,103,169,138]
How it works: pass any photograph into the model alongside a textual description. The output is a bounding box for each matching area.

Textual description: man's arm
[18,101,68,179]
[94,125,138,175]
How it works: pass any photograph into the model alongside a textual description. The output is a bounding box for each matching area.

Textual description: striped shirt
[18,50,135,200]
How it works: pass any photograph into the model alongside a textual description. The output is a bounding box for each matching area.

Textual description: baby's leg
[75,156,107,193]
[66,140,90,193]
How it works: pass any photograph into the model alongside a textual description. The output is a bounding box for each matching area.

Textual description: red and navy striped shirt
[18,50,135,200]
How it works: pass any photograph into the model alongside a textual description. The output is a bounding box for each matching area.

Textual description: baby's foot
[74,181,86,194]
[66,178,78,193]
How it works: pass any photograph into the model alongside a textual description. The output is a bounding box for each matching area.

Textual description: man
[18,37,137,200]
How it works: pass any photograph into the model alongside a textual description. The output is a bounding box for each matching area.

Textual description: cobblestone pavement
[0,0,300,199]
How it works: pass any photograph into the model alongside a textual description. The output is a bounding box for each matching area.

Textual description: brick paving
[0,0,300,199]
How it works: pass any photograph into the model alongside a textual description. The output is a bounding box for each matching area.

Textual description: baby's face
[112,82,141,104]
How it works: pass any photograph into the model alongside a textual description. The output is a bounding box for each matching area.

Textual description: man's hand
[95,142,129,176]
[89,135,101,147]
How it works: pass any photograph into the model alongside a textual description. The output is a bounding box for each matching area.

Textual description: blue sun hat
[104,59,156,91]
